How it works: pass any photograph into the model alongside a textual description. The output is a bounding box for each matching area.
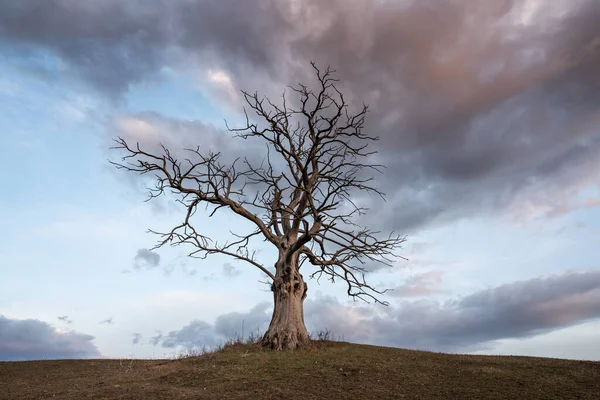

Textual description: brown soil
[1,341,598,399]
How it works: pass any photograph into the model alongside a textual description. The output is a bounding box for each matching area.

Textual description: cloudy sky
[1,0,599,362]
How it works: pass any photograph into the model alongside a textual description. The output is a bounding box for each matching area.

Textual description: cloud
[133,248,160,269]
[409,241,437,255]
[151,270,600,354]
[206,69,241,109]
[0,0,174,95]
[4,0,599,232]
[0,315,101,361]
[390,271,448,297]
[113,112,264,166]
[100,317,113,325]
[132,333,142,345]
[152,320,217,350]
[306,270,600,352]
[57,315,72,324]
[575,220,587,228]
[114,116,161,144]
[213,302,271,338]
[151,302,271,350]
[150,331,163,347]
[222,263,240,277]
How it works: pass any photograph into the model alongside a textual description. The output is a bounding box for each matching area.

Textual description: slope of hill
[1,341,598,399]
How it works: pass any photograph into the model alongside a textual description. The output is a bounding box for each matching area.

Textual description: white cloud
[390,270,448,297]
[115,116,161,143]
[206,68,241,108]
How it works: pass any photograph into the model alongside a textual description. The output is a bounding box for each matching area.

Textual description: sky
[1,0,599,362]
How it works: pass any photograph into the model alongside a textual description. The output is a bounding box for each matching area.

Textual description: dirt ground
[1,342,599,399]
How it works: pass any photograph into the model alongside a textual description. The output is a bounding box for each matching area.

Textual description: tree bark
[261,254,310,350]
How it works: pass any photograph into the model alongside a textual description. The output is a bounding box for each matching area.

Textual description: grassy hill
[1,341,598,399]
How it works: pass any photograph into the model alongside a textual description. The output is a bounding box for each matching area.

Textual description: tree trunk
[261,256,310,350]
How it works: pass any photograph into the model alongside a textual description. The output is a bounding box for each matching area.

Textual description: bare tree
[111,64,406,350]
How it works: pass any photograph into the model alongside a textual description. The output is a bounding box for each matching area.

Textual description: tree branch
[110,62,406,302]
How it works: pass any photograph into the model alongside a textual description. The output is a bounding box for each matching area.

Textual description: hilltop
[1,341,598,399]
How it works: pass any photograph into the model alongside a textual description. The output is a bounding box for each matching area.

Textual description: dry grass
[1,340,599,399]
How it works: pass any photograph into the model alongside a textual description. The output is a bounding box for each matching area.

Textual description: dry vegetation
[1,338,599,400]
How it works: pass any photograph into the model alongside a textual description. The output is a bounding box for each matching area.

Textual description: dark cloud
[100,317,113,325]
[0,315,100,361]
[0,0,174,94]
[150,331,163,347]
[306,270,600,352]
[0,0,289,99]
[132,332,142,345]
[213,302,271,338]
[150,270,600,354]
[3,0,599,231]
[133,248,160,269]
[57,315,72,324]
[151,302,271,350]
[152,320,216,350]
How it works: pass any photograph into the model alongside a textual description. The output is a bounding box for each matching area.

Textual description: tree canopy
[112,63,406,349]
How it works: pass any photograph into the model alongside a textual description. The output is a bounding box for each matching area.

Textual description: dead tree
[111,63,406,350]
